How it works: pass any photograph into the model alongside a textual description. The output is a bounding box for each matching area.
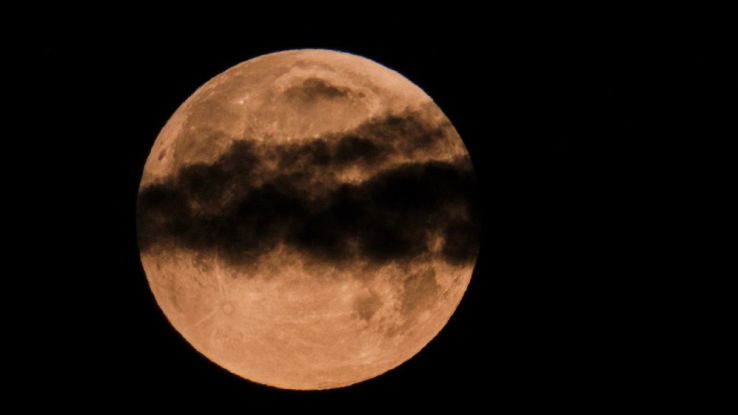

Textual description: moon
[137,49,480,390]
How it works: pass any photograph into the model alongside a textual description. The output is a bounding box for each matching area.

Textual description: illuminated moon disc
[137,49,479,390]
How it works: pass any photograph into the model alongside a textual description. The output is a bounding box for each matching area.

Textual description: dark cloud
[355,112,452,157]
[333,136,382,166]
[265,108,456,172]
[138,111,479,269]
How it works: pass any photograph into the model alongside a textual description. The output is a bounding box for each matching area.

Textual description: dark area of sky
[19,13,734,411]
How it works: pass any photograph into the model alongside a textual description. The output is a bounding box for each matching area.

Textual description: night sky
[23,12,734,410]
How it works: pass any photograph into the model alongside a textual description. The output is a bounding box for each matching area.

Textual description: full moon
[137,49,479,390]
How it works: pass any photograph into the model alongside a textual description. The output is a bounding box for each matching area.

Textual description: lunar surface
[137,49,479,390]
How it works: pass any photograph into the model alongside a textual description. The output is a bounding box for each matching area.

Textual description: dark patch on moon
[285,77,354,102]
[354,292,382,321]
[401,268,440,315]
[191,252,213,273]
[138,109,480,272]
